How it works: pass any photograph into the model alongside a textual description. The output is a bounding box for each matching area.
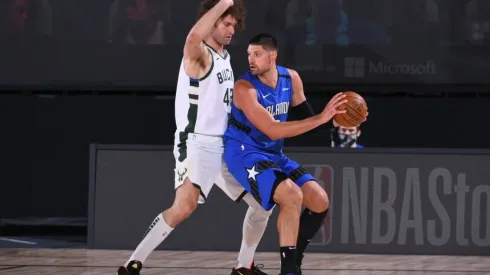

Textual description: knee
[172,196,198,222]
[302,181,330,213]
[243,193,273,222]
[247,205,272,223]
[317,191,329,212]
[179,200,198,218]
[274,179,303,207]
[309,188,329,213]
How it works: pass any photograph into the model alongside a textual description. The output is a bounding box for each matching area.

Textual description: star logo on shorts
[246,165,260,181]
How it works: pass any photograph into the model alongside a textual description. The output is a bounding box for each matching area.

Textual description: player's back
[224,66,293,153]
[174,44,235,146]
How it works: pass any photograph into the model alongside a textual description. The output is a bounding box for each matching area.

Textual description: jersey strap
[204,42,229,60]
[277,66,291,79]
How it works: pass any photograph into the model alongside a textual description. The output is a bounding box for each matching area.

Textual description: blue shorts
[224,144,316,211]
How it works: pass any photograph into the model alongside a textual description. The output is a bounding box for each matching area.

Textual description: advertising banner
[88,145,490,255]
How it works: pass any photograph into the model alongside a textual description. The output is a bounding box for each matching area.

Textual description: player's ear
[271,50,278,60]
[357,129,361,137]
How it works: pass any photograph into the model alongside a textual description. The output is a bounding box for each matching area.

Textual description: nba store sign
[303,165,490,248]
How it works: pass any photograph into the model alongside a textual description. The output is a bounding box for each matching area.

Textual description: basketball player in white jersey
[116,0,251,274]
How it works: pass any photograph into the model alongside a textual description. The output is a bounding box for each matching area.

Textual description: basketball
[334,91,368,127]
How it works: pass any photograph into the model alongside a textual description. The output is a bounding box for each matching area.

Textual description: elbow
[265,134,280,141]
[269,134,283,141]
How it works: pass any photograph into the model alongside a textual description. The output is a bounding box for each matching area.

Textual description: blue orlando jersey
[224,66,293,153]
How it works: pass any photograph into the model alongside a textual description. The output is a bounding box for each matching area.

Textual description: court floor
[0,248,489,274]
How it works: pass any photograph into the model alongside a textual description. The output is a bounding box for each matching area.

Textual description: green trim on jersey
[199,48,215,81]
[204,42,229,60]
[177,98,198,162]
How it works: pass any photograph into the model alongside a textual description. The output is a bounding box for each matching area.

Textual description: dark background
[0,0,489,245]
[1,0,490,87]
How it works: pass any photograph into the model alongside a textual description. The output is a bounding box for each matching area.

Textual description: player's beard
[209,29,230,47]
[251,66,266,75]
[214,30,233,46]
[257,55,273,75]
[215,35,230,46]
[258,65,272,76]
[251,57,272,75]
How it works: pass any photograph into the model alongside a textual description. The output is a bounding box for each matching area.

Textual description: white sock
[124,213,174,266]
[236,195,271,269]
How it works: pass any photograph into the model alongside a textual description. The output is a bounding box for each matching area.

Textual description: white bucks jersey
[174,44,234,143]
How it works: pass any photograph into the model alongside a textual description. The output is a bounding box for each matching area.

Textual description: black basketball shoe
[231,262,268,275]
[117,260,142,275]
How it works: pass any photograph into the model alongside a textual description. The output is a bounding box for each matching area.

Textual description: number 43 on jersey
[223,88,233,106]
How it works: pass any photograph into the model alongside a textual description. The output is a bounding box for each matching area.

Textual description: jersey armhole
[199,48,214,81]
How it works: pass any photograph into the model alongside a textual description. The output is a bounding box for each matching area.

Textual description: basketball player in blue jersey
[224,33,347,275]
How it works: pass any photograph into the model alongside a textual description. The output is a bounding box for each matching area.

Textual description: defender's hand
[222,0,234,6]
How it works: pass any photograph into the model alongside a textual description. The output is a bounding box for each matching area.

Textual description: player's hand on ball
[320,92,347,124]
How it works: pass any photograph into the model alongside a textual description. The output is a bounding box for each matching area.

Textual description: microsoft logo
[344,57,436,78]
[344,57,365,78]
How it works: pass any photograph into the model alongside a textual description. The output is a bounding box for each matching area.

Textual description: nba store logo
[303,165,334,245]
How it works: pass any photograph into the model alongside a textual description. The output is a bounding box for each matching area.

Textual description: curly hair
[197,0,246,31]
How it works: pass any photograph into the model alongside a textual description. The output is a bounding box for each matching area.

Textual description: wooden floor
[0,249,488,274]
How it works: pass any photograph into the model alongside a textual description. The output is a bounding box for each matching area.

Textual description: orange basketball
[334,91,368,127]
